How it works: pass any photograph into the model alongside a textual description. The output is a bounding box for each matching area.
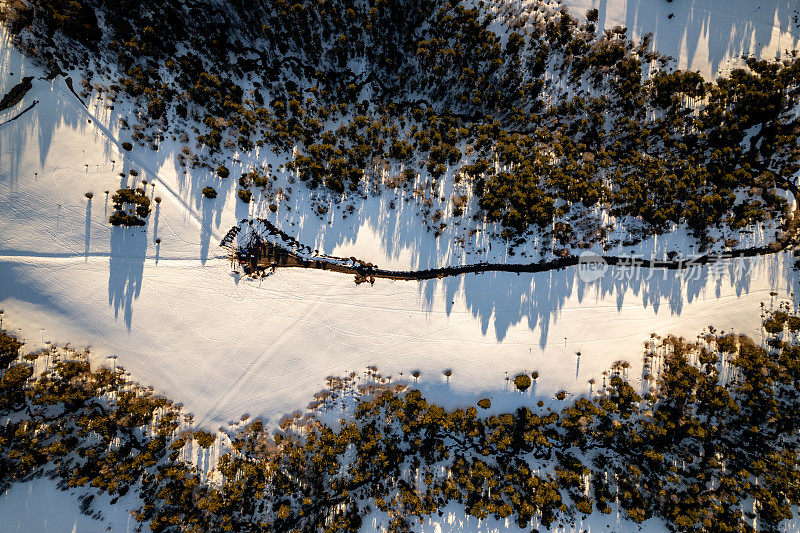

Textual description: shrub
[154,197,162,204]
[121,142,133,151]
[0,331,23,369]
[216,165,230,178]
[237,189,252,203]
[84,192,93,199]
[112,188,151,217]
[109,188,151,226]
[555,391,566,401]
[194,430,216,448]
[202,186,217,199]
[764,319,784,335]
[576,499,593,514]
[109,211,145,226]
[268,203,278,212]
[477,398,491,409]
[514,373,531,392]
[716,335,737,353]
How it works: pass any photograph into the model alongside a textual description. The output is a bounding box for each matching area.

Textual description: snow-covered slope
[0,49,796,430]
[1,1,799,530]
[0,478,140,533]
[562,0,799,79]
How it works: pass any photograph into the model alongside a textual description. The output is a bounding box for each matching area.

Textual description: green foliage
[237,188,252,203]
[2,309,800,530]
[109,187,150,226]
[0,364,32,409]
[0,331,22,370]
[513,373,531,392]
[194,430,215,448]
[8,0,800,242]
[201,186,217,199]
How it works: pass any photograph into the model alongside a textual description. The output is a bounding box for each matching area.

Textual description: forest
[1,0,799,247]
[2,306,800,531]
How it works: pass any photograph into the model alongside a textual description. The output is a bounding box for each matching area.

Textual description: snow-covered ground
[1,1,800,529]
[0,70,795,427]
[0,478,140,533]
[562,0,799,79]
[1,1,798,428]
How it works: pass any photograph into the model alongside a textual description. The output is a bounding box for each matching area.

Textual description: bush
[108,188,151,226]
[237,189,252,203]
[477,398,491,409]
[514,373,531,392]
[0,331,23,369]
[216,165,230,178]
[268,203,278,212]
[112,188,151,217]
[202,186,217,199]
[194,430,216,448]
[84,192,93,199]
[121,142,133,151]
[109,211,145,226]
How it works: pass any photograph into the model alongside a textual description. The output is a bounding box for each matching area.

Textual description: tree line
[2,306,800,531]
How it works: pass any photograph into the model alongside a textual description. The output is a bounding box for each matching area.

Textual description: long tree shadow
[240,156,799,345]
[108,227,147,330]
[84,197,91,260]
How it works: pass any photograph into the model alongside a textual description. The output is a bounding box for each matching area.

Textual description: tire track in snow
[195,279,341,425]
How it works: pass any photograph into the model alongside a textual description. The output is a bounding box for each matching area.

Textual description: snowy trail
[0,252,227,261]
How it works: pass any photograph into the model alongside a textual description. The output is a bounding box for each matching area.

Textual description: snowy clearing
[1,0,800,531]
[0,1,798,429]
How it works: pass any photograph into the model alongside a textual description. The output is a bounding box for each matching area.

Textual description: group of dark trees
[3,0,800,246]
[2,307,800,531]
[108,187,151,226]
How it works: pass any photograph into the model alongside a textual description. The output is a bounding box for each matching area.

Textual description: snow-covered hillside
[1,0,800,530]
[0,12,797,428]
[562,0,799,78]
